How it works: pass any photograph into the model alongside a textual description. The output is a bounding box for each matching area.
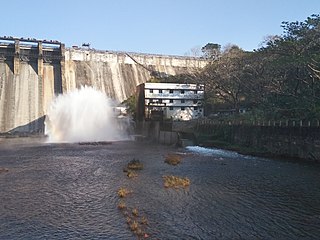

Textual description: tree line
[167,14,320,121]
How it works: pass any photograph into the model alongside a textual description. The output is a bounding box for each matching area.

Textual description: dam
[0,37,207,133]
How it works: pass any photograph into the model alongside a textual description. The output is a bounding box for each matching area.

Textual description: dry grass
[163,175,190,188]
[128,219,144,237]
[118,158,151,238]
[122,206,149,238]
[117,187,131,198]
[129,220,139,232]
[164,154,182,166]
[132,207,139,217]
[127,158,144,170]
[123,159,144,178]
[140,216,148,225]
[127,170,138,178]
[117,201,126,210]
[0,167,9,173]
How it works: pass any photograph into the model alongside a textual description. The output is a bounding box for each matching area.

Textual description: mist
[45,86,130,142]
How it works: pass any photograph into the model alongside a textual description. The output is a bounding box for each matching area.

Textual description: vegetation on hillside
[122,14,320,122]
[157,14,320,121]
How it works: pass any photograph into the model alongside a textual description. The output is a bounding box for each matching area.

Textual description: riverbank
[136,120,320,163]
[197,138,312,163]
[194,122,320,163]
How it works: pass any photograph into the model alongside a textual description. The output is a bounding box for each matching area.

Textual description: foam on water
[45,86,130,142]
[186,145,241,158]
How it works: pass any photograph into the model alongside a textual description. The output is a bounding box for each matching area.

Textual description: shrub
[164,154,182,166]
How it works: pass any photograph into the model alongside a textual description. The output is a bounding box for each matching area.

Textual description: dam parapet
[0,36,64,64]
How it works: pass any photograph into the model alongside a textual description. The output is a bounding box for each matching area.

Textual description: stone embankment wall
[135,120,179,145]
[196,122,320,162]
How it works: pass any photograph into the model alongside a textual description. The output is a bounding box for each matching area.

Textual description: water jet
[45,86,133,143]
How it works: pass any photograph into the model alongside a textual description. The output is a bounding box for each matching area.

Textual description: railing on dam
[68,46,208,61]
[0,36,61,45]
[0,36,64,63]
[196,118,320,128]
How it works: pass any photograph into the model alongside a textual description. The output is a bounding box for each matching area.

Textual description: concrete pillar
[38,42,43,76]
[38,42,44,115]
[60,43,66,94]
[14,40,20,74]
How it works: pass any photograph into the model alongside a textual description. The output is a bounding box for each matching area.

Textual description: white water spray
[45,86,131,142]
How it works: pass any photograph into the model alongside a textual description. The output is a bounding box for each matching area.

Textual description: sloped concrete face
[0,49,207,133]
[64,50,207,103]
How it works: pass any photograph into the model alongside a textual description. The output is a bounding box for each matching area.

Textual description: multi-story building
[136,82,204,121]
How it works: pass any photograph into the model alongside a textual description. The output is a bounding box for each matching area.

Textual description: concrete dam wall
[64,49,206,102]
[0,62,60,133]
[0,37,207,133]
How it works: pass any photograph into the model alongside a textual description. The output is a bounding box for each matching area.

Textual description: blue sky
[1,0,319,56]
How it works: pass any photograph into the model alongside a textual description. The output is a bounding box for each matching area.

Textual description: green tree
[122,94,137,119]
[199,14,320,120]
[200,46,249,113]
[201,43,221,60]
[258,14,320,119]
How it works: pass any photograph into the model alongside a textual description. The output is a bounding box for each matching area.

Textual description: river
[0,138,320,239]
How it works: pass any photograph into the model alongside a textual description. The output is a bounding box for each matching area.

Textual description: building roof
[144,82,204,90]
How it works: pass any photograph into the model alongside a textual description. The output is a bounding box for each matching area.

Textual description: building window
[169,99,173,103]
[194,90,197,94]
[193,100,197,104]
[149,89,153,93]
[194,107,198,110]
[159,89,162,93]
[181,99,185,103]
[169,106,173,110]
[158,99,162,103]
[181,90,185,94]
[169,89,173,93]
[181,107,185,110]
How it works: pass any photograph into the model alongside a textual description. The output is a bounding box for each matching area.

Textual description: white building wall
[144,83,204,121]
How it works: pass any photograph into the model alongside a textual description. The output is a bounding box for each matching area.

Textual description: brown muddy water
[0,138,320,239]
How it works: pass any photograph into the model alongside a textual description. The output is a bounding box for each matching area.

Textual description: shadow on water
[1,138,320,239]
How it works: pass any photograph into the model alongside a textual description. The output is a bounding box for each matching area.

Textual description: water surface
[1,138,320,239]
